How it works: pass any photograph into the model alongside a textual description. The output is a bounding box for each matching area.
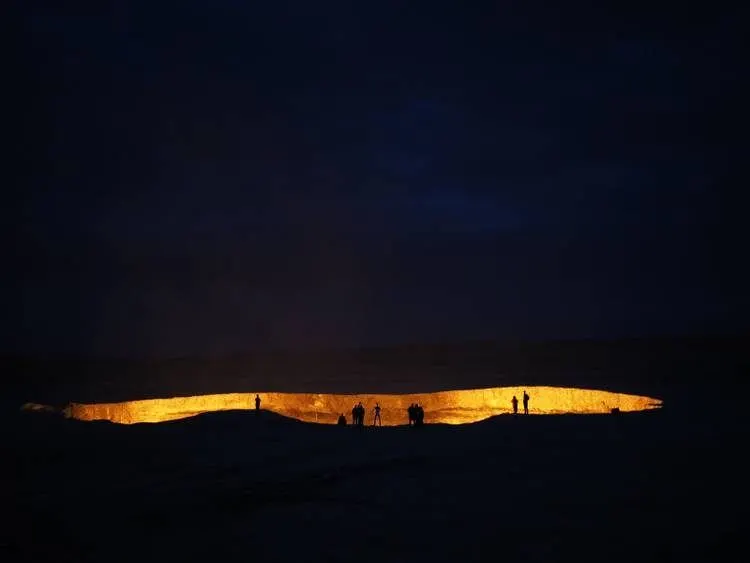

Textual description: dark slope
[8,398,746,562]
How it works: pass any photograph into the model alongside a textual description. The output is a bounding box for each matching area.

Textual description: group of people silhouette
[258,390,531,426]
[511,391,530,415]
[337,402,423,427]
[407,403,425,426]
[343,401,383,427]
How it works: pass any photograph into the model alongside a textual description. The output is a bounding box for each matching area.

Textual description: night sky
[7,1,746,357]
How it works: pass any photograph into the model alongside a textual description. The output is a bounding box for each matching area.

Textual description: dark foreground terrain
[5,393,747,563]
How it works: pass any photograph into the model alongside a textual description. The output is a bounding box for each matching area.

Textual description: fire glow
[62,387,661,426]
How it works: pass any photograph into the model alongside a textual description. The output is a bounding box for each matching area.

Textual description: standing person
[351,404,358,426]
[522,390,530,415]
[511,395,518,415]
[373,403,382,426]
[255,394,261,411]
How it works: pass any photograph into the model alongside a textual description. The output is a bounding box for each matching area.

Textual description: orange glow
[63,387,661,426]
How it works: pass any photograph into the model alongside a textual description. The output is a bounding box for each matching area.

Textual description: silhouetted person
[351,404,358,426]
[407,404,415,426]
[337,413,347,426]
[373,403,382,426]
[356,402,365,427]
[523,391,530,415]
[511,395,518,415]
[415,404,424,426]
[255,394,261,411]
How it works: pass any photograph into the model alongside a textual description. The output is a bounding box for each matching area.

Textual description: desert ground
[5,379,745,563]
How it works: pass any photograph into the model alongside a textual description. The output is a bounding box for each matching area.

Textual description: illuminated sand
[64,386,661,425]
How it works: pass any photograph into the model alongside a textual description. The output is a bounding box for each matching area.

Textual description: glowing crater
[62,387,661,426]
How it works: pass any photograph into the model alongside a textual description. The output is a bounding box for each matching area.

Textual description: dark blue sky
[6,1,746,356]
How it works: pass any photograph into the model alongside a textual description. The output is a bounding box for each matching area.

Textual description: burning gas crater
[60,386,661,426]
